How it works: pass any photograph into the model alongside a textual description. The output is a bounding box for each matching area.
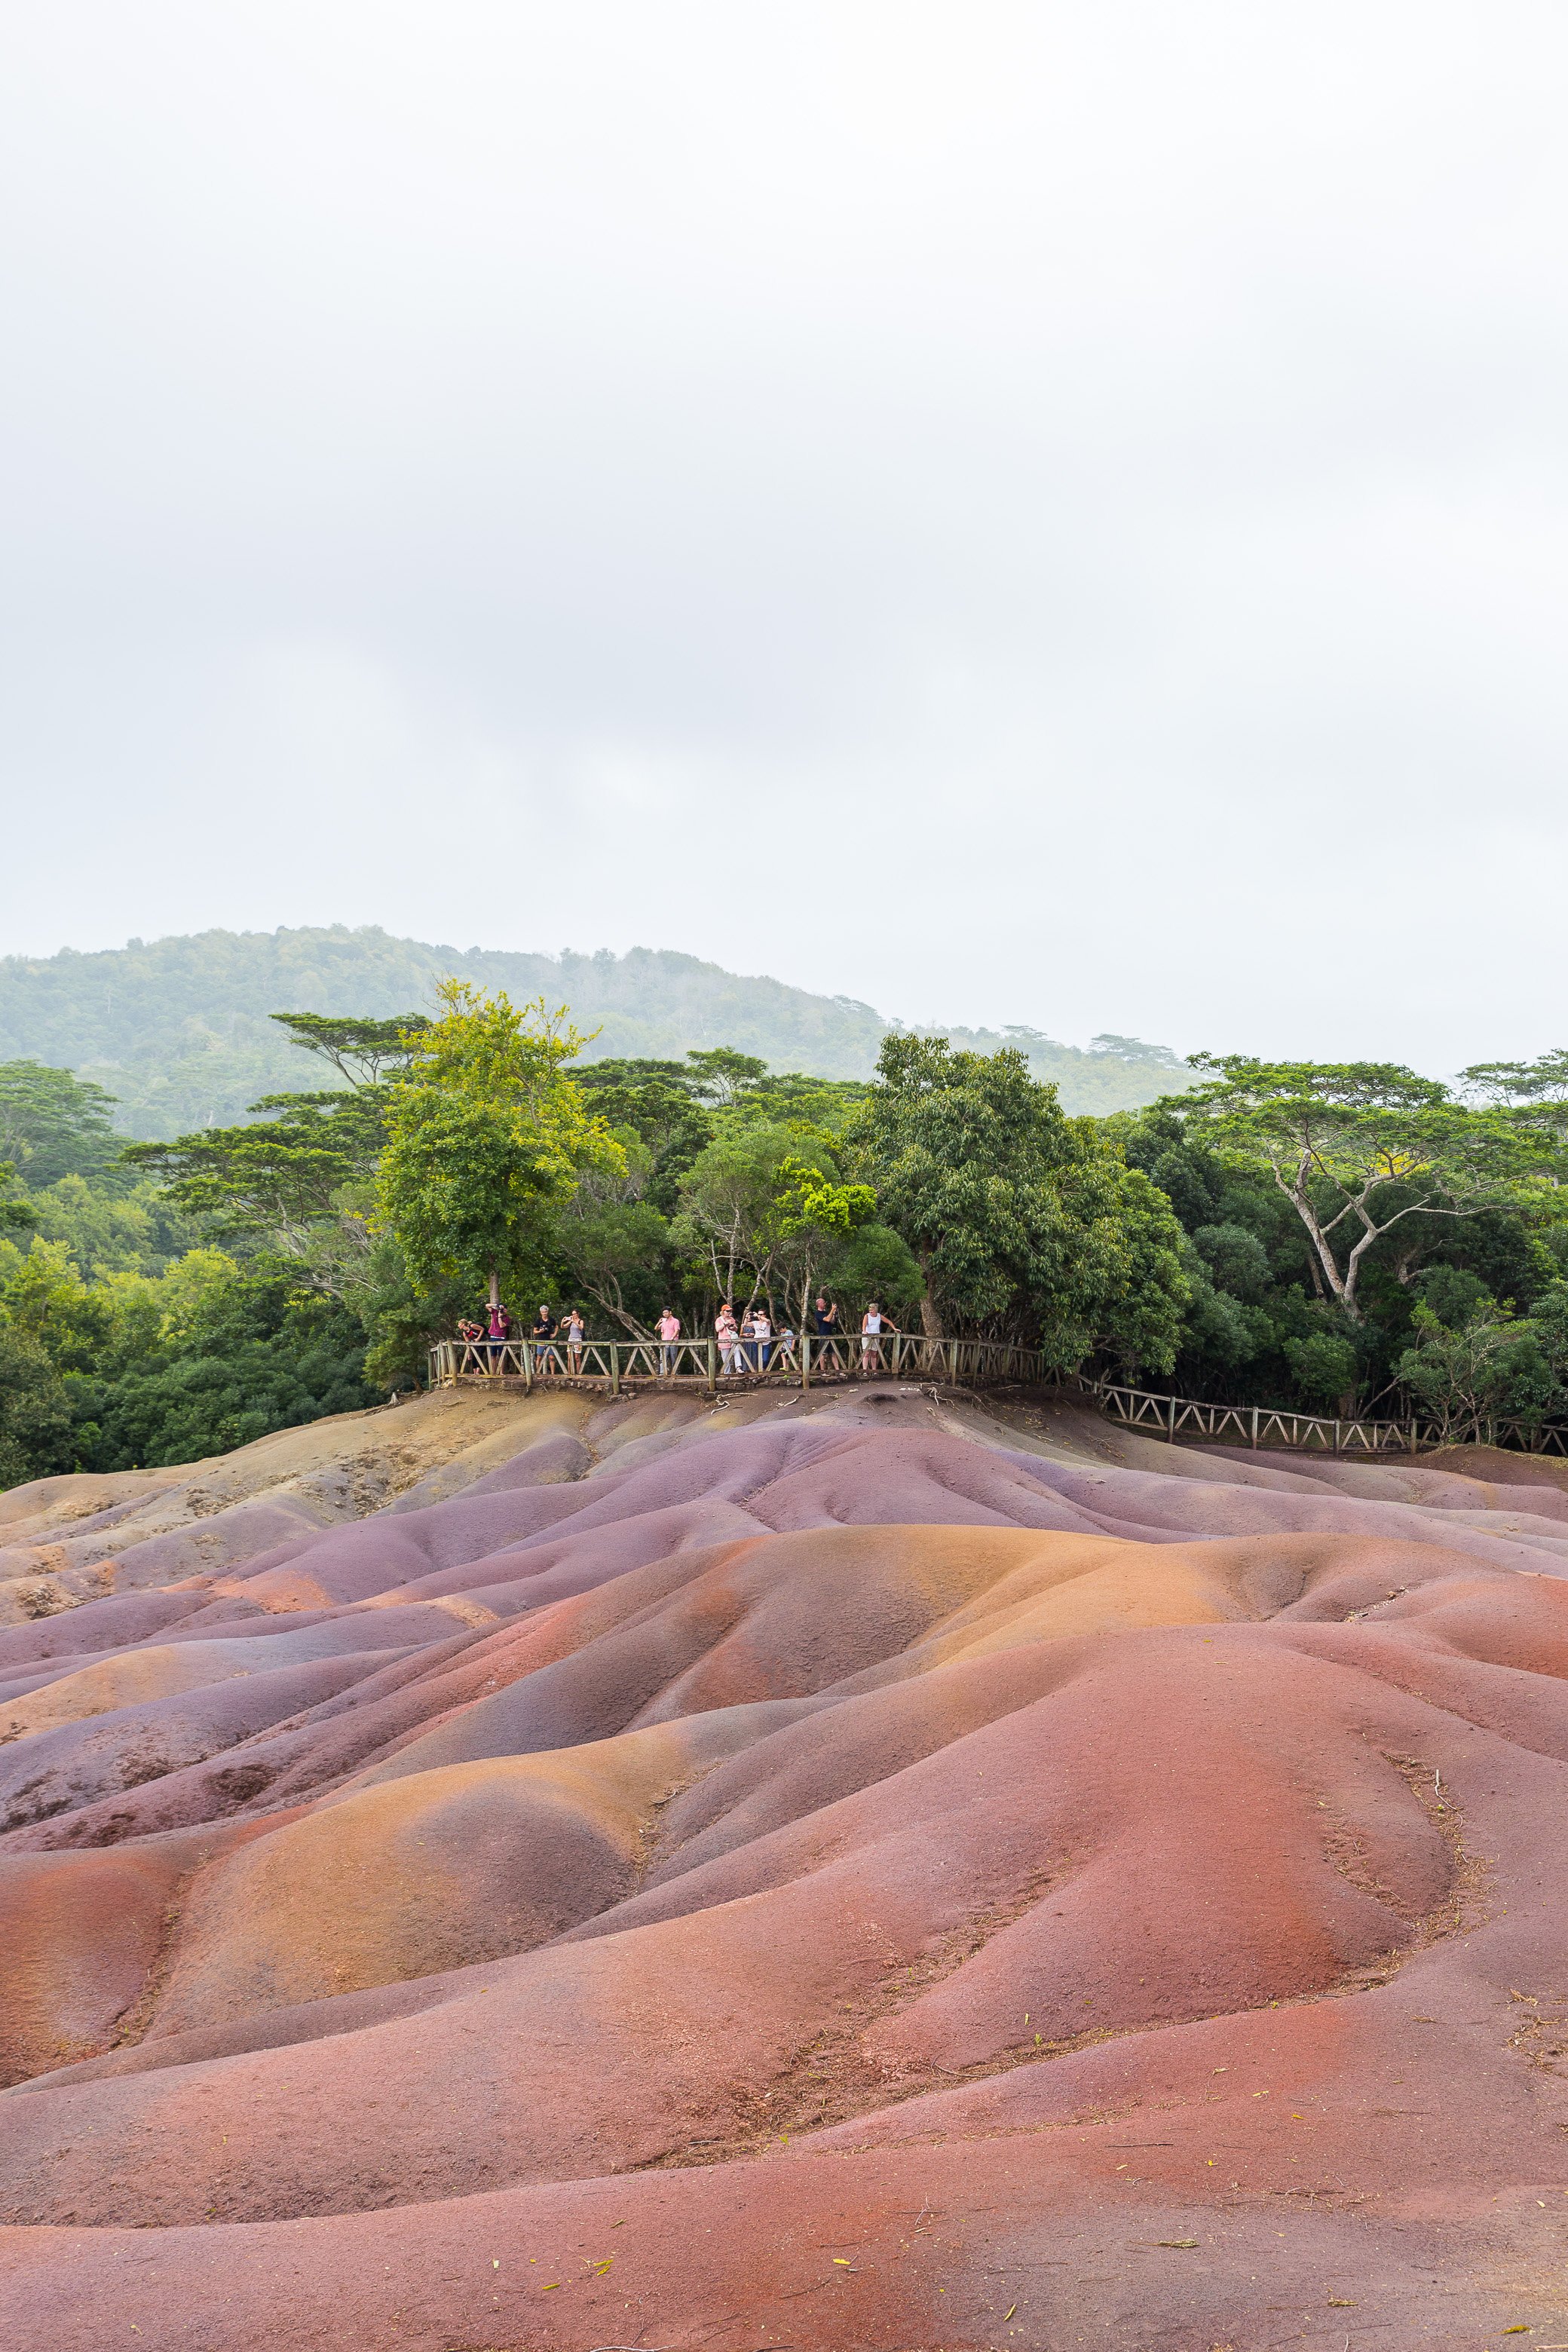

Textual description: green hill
[0,927,1190,1138]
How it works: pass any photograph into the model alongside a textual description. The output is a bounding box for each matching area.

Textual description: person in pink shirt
[657,1307,681,1376]
[715,1302,743,1376]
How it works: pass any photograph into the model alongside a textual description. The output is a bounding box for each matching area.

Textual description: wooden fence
[1080,1377,1568,1459]
[424,1339,1568,1458]
[427,1331,1048,1395]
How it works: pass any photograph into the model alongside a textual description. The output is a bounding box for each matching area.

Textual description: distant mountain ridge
[0,926,1190,1138]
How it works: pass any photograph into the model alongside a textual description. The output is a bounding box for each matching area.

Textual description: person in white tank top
[860,1300,897,1373]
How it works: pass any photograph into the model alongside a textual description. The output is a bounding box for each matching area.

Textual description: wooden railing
[1080,1377,1568,1459]
[424,1340,1568,1458]
[427,1331,1049,1395]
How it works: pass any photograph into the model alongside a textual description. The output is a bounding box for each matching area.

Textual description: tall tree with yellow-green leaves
[373,983,623,1318]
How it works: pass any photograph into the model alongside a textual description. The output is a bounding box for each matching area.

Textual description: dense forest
[0,927,1190,1137]
[2,1003,1565,1489]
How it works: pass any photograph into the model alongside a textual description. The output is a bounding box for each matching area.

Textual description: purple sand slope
[4,1384,1568,2349]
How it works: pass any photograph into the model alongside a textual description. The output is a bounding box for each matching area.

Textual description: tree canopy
[268,1012,429,1086]
[0,1061,121,1186]
[850,1035,1189,1372]
[1177,1055,1556,1324]
[373,983,622,1308]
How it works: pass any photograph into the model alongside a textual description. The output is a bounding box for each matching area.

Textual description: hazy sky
[3,2,1566,1069]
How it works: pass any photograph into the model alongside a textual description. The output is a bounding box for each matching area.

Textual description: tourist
[657,1306,681,1376]
[813,1293,843,1372]
[715,1301,743,1375]
[456,1314,484,1370]
[860,1299,898,1374]
[752,1303,773,1370]
[485,1299,513,1368]
[531,1302,559,1373]
[773,1319,798,1371]
[560,1306,585,1374]
[740,1306,758,1370]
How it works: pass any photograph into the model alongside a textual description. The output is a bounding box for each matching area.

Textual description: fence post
[801,1332,811,1390]
[1167,1395,1176,1438]
[707,1337,718,1398]
[522,1341,533,1395]
[948,1340,957,1386]
[1251,1404,1259,1450]
[609,1343,620,1399]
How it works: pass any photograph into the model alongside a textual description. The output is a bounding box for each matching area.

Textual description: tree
[571,1061,715,1211]
[556,1136,673,1337]
[669,1123,804,1309]
[374,984,622,1312]
[124,1095,380,1259]
[668,1121,897,1328]
[684,1047,768,1105]
[0,1162,34,1236]
[1460,1049,1568,1105]
[1395,1286,1564,1445]
[0,1061,121,1185]
[268,1012,429,1086]
[67,1265,376,1471]
[851,1036,1190,1372]
[0,1324,73,1488]
[1178,1058,1554,1326]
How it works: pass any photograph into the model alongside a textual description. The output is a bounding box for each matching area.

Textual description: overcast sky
[2,2,1565,1069]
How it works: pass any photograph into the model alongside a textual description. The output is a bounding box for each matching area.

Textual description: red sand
[4,1386,1568,2349]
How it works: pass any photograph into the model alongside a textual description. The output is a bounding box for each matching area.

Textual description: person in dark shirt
[812,1293,842,1372]
[531,1304,559,1372]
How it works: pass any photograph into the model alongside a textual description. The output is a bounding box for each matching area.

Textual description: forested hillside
[0,927,1187,1137]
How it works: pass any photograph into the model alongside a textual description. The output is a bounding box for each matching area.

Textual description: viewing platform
[427,1340,1568,1459]
[427,1332,1043,1396]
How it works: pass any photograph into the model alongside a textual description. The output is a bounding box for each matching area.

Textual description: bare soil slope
[4,1387,1568,2350]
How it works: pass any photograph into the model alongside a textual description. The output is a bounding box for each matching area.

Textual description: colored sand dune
[4,1383,1568,2348]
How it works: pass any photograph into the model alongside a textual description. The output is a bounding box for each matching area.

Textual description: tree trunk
[919,1291,945,1340]
[488,1266,499,1311]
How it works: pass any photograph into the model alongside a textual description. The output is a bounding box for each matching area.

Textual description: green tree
[0,1061,121,1185]
[1282,1328,1362,1413]
[571,1060,715,1211]
[0,1162,34,1236]
[1394,1286,1564,1445]
[683,1047,768,1105]
[852,1036,1190,1372]
[268,1011,430,1085]
[669,1123,805,1309]
[374,984,622,1314]
[556,1135,674,1337]
[0,1325,73,1487]
[68,1266,376,1470]
[1178,1058,1554,1326]
[1460,1049,1568,1107]
[125,1093,381,1259]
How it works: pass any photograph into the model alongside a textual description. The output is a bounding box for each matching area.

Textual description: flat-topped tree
[1178,1056,1558,1325]
[1460,1048,1568,1103]
[682,1047,767,1106]
[268,1012,430,1088]
[124,1105,375,1256]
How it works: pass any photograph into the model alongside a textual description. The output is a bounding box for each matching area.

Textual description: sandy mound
[3,1385,1568,2350]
